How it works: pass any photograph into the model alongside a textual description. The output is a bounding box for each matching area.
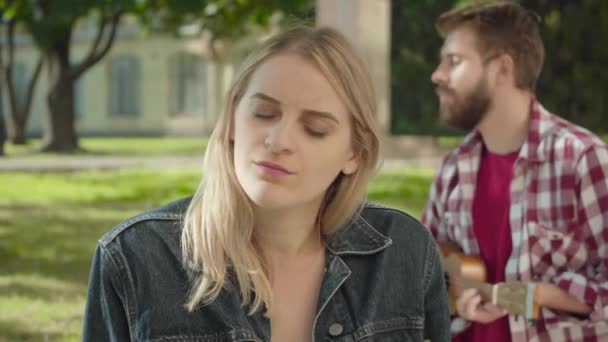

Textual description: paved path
[0,155,442,172]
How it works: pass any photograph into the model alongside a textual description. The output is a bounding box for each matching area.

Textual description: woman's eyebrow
[251,92,340,124]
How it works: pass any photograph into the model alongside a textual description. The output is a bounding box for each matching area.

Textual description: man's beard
[437,74,492,131]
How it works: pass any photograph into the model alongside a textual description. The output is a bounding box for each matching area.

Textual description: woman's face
[232,53,359,211]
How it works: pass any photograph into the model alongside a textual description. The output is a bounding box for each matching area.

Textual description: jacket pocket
[146,329,261,342]
[334,317,424,342]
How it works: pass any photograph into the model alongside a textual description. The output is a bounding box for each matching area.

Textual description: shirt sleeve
[82,243,132,341]
[553,144,608,321]
[421,157,450,242]
[421,155,473,334]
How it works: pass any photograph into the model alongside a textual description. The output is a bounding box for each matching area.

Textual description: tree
[3,0,313,153]
[0,2,43,145]
[145,0,314,61]
[524,0,608,133]
[390,0,459,135]
[0,89,5,155]
[30,0,132,152]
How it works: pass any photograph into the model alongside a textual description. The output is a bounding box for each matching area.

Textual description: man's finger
[455,288,479,316]
[464,293,482,318]
[482,302,508,316]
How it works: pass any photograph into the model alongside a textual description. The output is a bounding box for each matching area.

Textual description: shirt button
[328,323,344,336]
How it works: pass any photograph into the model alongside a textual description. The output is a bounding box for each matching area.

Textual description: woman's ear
[342,152,360,175]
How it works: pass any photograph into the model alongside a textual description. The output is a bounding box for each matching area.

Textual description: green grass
[368,169,434,215]
[5,134,606,158]
[436,134,608,150]
[436,136,463,149]
[0,168,433,341]
[4,137,208,158]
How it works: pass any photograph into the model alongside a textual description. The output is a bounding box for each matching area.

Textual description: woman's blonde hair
[181,25,380,314]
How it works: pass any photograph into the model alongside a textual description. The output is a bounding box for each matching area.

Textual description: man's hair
[436,1,545,91]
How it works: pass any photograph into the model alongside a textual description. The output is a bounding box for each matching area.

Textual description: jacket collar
[325,209,392,256]
[157,198,392,257]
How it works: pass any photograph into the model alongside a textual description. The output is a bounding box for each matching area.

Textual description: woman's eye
[253,112,275,120]
[305,127,327,138]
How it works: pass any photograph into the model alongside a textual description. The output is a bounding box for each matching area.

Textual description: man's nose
[431,65,447,86]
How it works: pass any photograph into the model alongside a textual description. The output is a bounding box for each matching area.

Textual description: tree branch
[0,20,19,136]
[18,54,44,126]
[84,14,108,68]
[72,11,123,80]
[2,21,18,106]
[4,19,16,77]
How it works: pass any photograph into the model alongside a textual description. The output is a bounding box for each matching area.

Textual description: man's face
[431,26,493,131]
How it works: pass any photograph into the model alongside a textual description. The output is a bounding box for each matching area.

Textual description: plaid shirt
[422,99,608,341]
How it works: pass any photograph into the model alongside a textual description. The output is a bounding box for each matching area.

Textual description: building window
[109,56,140,116]
[170,52,206,116]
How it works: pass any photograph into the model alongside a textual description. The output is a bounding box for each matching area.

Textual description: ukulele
[438,241,539,320]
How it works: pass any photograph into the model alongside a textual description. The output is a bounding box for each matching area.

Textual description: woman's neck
[253,201,324,259]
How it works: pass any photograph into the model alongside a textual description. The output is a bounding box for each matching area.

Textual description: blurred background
[1,0,606,340]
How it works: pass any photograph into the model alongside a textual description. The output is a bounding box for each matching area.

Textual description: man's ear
[496,53,516,86]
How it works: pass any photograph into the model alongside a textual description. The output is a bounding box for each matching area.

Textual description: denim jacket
[83,198,450,341]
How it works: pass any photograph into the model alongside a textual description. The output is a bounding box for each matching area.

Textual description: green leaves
[6,0,313,49]
[144,0,314,41]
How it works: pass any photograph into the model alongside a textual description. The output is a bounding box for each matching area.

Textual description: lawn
[4,137,208,158]
[0,166,434,341]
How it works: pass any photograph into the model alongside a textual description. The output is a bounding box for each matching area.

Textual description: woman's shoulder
[358,202,433,244]
[98,196,192,250]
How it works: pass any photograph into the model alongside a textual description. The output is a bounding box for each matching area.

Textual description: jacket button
[328,323,343,336]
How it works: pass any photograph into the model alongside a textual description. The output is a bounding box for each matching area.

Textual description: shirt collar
[455,98,556,163]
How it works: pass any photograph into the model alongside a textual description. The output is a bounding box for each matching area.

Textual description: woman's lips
[255,161,293,176]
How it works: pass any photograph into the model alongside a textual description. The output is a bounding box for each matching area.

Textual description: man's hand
[456,288,508,323]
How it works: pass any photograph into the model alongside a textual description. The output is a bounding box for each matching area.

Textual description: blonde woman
[83,26,450,341]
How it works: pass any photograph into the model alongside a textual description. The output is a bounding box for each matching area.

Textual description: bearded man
[422,1,608,341]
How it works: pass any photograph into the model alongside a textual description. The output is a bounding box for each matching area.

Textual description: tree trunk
[37,12,121,153]
[11,124,26,144]
[11,56,44,145]
[40,35,79,153]
[0,109,5,156]
[1,20,43,146]
[42,72,78,152]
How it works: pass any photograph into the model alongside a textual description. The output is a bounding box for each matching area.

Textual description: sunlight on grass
[369,169,434,217]
[80,137,208,156]
[4,137,208,158]
[435,134,608,150]
[1,169,201,206]
[0,274,83,342]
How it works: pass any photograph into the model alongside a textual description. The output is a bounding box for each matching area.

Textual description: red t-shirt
[453,145,518,342]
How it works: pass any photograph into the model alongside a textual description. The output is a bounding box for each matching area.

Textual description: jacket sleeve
[553,145,608,322]
[82,243,131,341]
[424,235,451,342]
